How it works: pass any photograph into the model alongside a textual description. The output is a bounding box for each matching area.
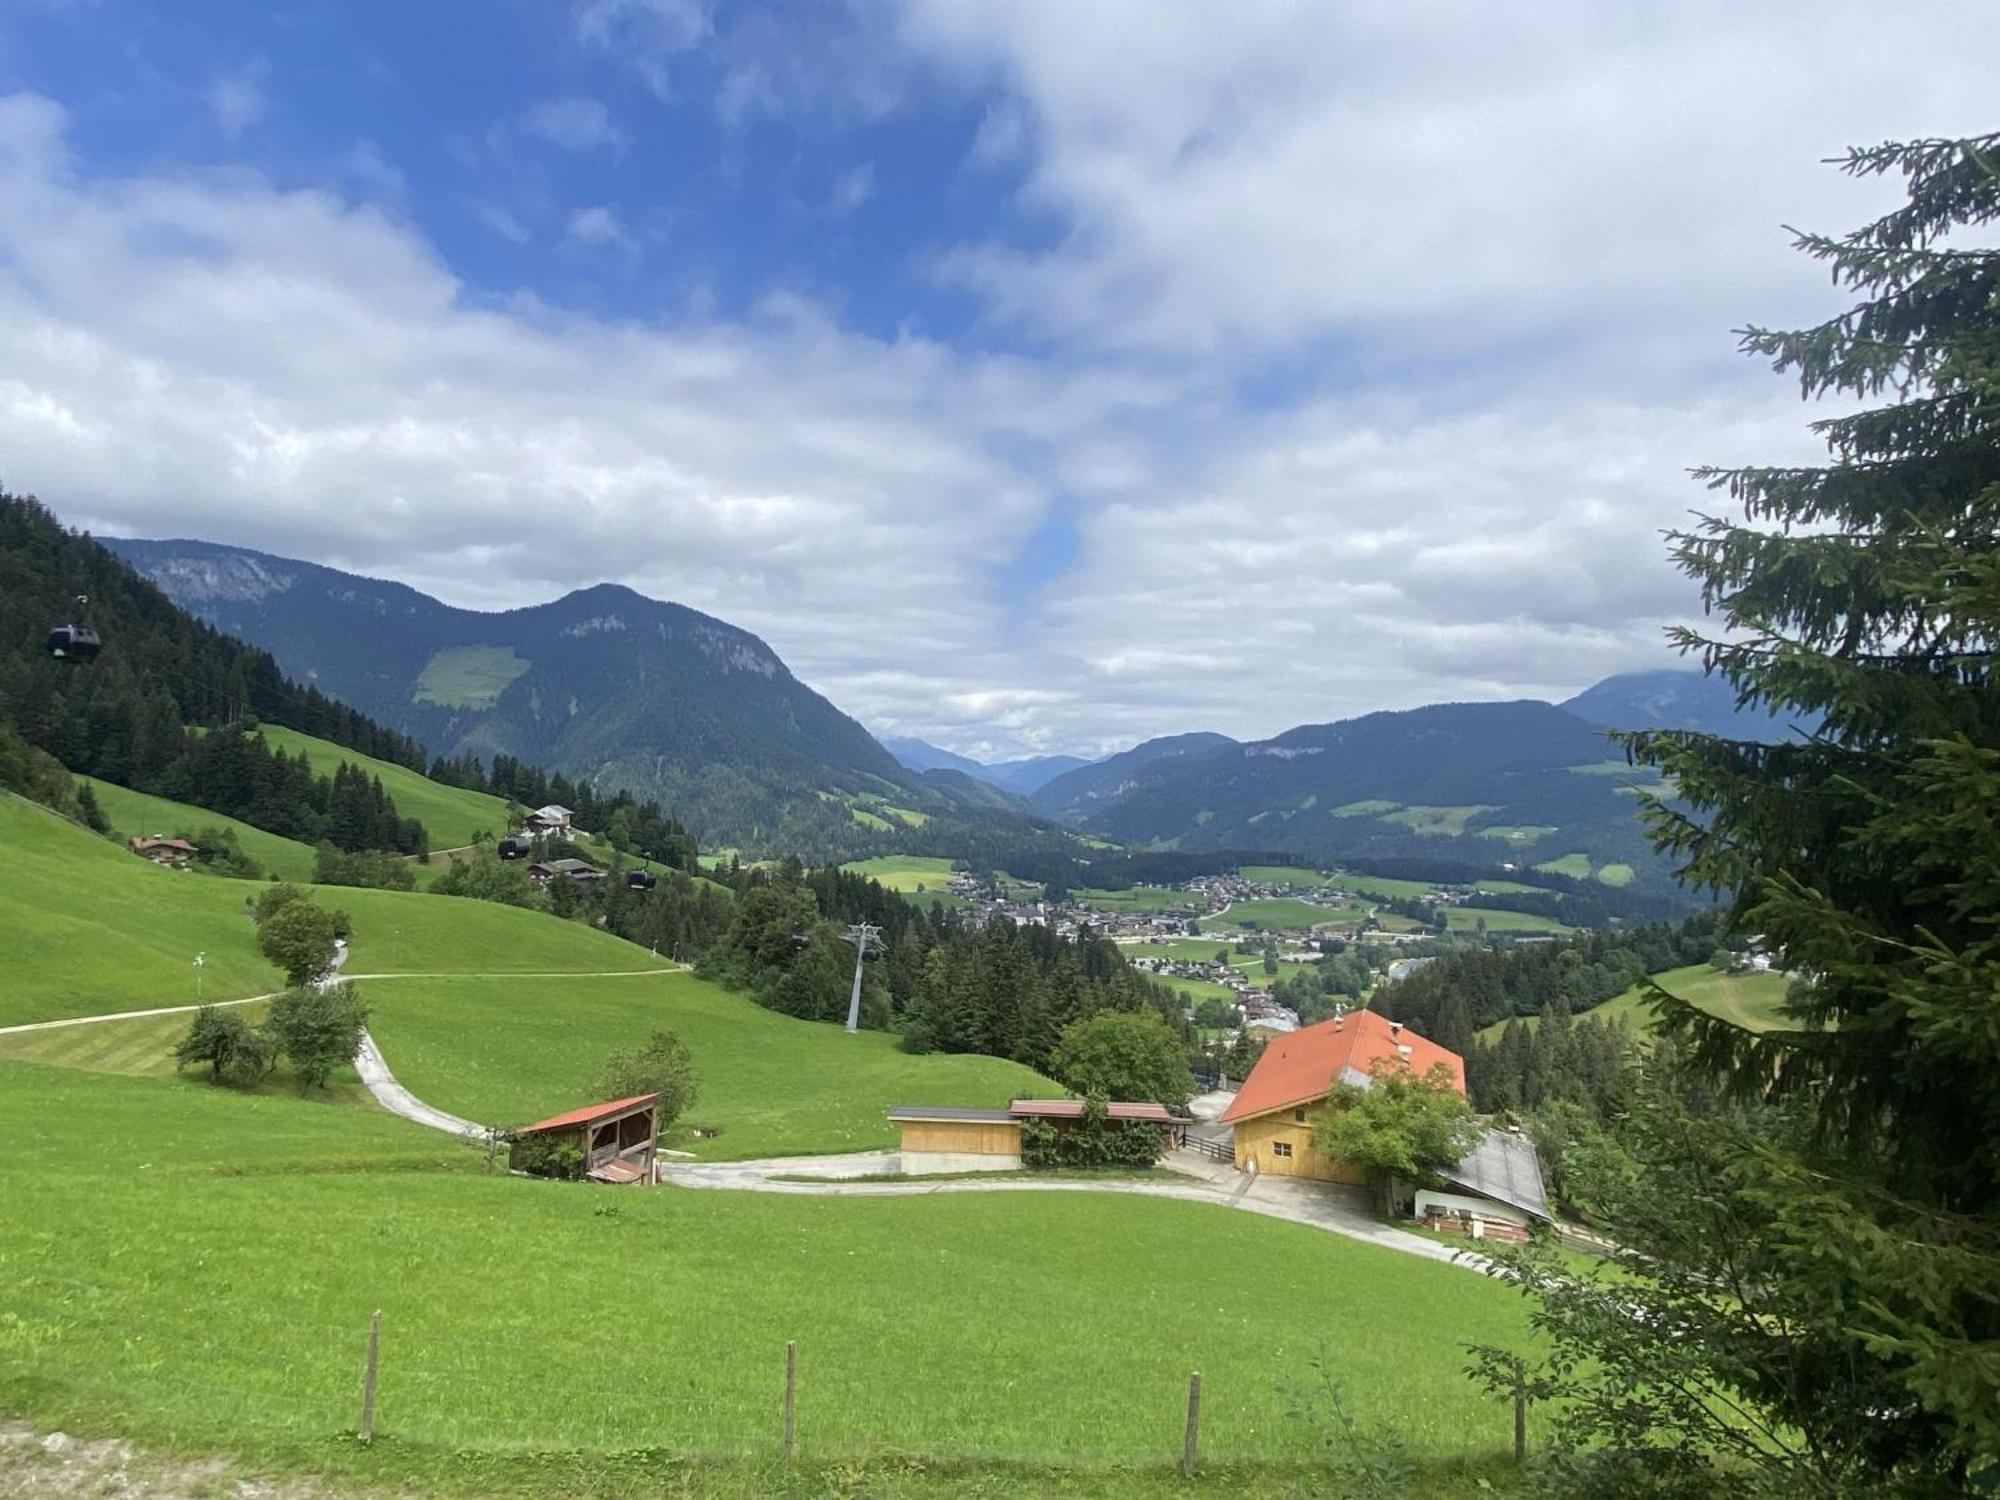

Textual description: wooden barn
[887,1098,1183,1174]
[510,1093,660,1183]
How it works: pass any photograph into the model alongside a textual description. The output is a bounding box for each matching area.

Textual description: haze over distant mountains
[113,534,1795,875]
[880,738,1093,796]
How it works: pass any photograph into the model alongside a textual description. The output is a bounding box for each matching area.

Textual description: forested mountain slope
[109,537,943,846]
[1034,702,1667,881]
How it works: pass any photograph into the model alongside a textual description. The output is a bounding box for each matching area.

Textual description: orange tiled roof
[1219,1010,1463,1124]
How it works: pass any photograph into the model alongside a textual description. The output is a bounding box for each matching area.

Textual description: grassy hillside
[0,795,283,1025]
[0,794,671,1026]
[256,724,513,849]
[84,777,320,881]
[0,1059,1542,1492]
[366,971,1053,1158]
[1478,962,1793,1041]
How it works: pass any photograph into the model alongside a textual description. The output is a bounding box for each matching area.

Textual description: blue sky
[0,1,1991,757]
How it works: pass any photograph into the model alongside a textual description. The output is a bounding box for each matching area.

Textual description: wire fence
[5,1267,1535,1472]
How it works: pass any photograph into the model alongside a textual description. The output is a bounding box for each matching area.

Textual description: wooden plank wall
[898,1121,1022,1156]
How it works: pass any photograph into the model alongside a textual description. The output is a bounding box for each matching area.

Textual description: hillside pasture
[0,1001,370,1106]
[1330,798,1400,817]
[1380,804,1494,836]
[256,725,514,850]
[1076,885,1190,913]
[1533,852,1593,880]
[0,795,282,1025]
[1235,863,1333,886]
[0,1059,1544,1492]
[84,777,320,881]
[1476,824,1557,847]
[1443,905,1571,934]
[840,854,957,892]
[1326,871,1444,900]
[365,971,1053,1158]
[1210,897,1359,933]
[1479,962,1794,1041]
[411,645,531,709]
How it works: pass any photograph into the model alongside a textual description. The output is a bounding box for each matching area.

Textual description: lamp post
[193,951,206,1000]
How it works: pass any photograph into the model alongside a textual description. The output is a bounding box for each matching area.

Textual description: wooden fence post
[1181,1370,1202,1477]
[1513,1358,1527,1464]
[359,1309,382,1443]
[782,1339,797,1463]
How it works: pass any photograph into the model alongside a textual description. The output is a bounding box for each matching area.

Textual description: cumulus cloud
[573,0,708,97]
[520,97,628,154]
[898,0,1999,371]
[204,62,267,138]
[2,0,1988,762]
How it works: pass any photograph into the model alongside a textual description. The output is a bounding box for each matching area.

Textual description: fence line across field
[11,1271,1538,1465]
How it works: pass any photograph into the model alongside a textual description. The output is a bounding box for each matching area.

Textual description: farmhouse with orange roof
[1219,1009,1465,1183]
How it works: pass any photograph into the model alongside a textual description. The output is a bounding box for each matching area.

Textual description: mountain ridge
[107,537,922,847]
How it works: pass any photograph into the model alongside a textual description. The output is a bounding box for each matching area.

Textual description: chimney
[1390,1021,1403,1039]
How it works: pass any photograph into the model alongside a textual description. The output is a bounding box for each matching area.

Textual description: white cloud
[204,62,267,138]
[573,0,708,97]
[3,0,1984,765]
[899,0,2000,369]
[830,162,874,215]
[563,204,632,249]
[468,199,531,244]
[520,97,628,154]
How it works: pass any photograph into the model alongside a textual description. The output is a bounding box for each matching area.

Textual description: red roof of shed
[516,1093,660,1135]
[1009,1099,1179,1123]
[1219,1011,1463,1125]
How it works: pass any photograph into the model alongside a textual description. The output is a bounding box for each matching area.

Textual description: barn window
[1272,1141,1294,1159]
[1293,1108,1306,1122]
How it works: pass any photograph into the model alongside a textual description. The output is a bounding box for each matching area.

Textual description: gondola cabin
[626,868,657,890]
[44,624,102,663]
[496,835,531,860]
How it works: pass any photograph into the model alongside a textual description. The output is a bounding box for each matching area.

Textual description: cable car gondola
[45,596,101,664]
[626,868,657,891]
[497,835,531,860]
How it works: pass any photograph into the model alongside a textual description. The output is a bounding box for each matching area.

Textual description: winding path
[6,962,1481,1270]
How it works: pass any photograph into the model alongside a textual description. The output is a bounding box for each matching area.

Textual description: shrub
[512,1134,584,1180]
[172,1005,274,1084]
[593,1030,699,1129]
[262,982,369,1092]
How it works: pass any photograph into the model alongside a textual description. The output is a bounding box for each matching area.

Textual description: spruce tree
[1538,131,2000,1483]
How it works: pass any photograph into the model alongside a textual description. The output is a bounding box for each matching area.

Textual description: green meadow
[0,795,283,1024]
[85,777,320,880]
[366,970,1053,1157]
[0,1059,1544,1494]
[256,725,514,849]
[1076,885,1190,913]
[1208,897,1354,932]
[1235,863,1333,886]
[1381,804,1494,836]
[1478,962,1793,1041]
[411,645,533,708]
[0,795,665,1027]
[1443,906,1571,934]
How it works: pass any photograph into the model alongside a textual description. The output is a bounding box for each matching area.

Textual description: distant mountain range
[881,737,1093,795]
[1559,669,1812,740]
[112,533,1794,885]
[106,538,1003,848]
[1012,683,1800,888]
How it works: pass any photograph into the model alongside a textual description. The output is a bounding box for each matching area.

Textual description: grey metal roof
[887,1106,1018,1124]
[1445,1129,1552,1221]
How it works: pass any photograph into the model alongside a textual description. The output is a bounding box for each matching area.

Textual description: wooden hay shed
[511,1093,660,1183]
